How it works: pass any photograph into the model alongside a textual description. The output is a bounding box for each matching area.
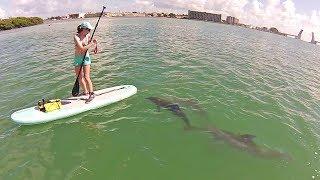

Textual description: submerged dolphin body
[202,126,291,160]
[146,97,191,128]
[147,96,290,160]
[168,97,207,116]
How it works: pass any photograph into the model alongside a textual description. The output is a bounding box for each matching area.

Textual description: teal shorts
[74,55,91,66]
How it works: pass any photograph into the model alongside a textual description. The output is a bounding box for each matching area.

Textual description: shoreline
[1,17,318,45]
[0,17,43,31]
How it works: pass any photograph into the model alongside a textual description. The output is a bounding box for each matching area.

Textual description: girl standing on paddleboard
[74,22,98,102]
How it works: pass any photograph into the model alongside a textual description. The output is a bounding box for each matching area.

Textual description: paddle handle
[89,6,106,43]
[79,6,106,70]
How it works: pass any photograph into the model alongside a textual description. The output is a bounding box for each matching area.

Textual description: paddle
[72,6,106,97]
[66,87,125,101]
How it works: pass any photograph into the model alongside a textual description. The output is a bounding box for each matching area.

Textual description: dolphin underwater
[146,97,290,160]
[146,97,192,128]
[167,97,207,115]
[201,126,291,160]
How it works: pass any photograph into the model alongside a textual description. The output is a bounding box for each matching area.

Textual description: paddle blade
[72,79,80,97]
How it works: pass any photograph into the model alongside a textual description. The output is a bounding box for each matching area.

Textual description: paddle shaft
[66,87,125,101]
[72,6,106,96]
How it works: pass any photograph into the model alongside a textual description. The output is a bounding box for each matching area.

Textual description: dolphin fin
[239,134,256,143]
[165,104,180,110]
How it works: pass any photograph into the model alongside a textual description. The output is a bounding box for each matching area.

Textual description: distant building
[79,13,86,18]
[125,12,146,17]
[261,27,268,32]
[269,27,279,34]
[106,12,123,17]
[146,12,158,17]
[188,10,221,22]
[226,16,239,25]
[68,14,79,19]
[68,13,86,19]
[176,14,188,19]
[105,12,148,17]
[131,12,146,17]
[48,16,66,20]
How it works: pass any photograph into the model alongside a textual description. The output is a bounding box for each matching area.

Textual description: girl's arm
[74,35,95,52]
[91,39,99,54]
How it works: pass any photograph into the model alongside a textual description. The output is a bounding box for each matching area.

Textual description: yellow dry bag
[37,99,62,112]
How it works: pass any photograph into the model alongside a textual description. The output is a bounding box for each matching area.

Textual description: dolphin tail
[182,116,192,128]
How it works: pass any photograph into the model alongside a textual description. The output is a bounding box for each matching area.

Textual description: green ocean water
[0,17,320,179]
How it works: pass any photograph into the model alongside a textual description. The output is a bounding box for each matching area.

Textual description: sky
[0,0,319,41]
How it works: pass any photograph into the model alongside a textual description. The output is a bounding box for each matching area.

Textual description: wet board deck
[11,85,137,125]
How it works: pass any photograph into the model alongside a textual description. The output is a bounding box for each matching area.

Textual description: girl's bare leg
[75,66,88,94]
[83,65,93,93]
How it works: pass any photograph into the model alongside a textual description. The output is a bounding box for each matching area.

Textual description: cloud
[135,0,154,7]
[283,0,295,16]
[132,0,155,12]
[132,0,204,13]
[240,0,318,41]
[129,0,319,41]
[204,0,248,17]
[14,0,34,6]
[0,7,6,19]
[153,0,204,11]
[6,0,101,17]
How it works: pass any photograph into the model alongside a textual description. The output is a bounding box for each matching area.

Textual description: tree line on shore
[0,17,43,31]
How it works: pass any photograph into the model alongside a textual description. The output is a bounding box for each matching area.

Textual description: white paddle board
[11,85,137,125]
